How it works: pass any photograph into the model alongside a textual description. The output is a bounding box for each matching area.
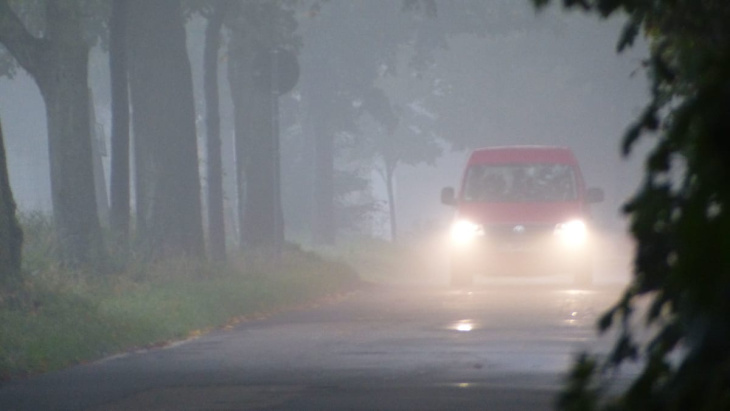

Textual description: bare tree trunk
[127,0,204,259]
[0,119,22,283]
[227,52,246,249]
[42,48,105,267]
[384,161,398,242]
[0,0,105,268]
[313,125,336,245]
[109,0,131,250]
[303,59,337,246]
[228,25,279,251]
[204,2,228,262]
[88,90,109,228]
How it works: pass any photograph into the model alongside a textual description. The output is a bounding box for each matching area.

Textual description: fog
[384,14,648,237]
[0,4,657,405]
[0,0,648,252]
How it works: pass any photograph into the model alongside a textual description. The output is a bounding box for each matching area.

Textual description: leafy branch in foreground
[532,1,730,410]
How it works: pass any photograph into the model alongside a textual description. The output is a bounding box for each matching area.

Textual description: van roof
[468,145,577,164]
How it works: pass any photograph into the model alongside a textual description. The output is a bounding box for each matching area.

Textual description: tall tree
[127,0,204,258]
[298,0,405,245]
[202,1,229,261]
[357,86,442,241]
[228,22,276,250]
[227,0,297,251]
[528,1,730,410]
[299,0,501,244]
[109,0,130,250]
[0,119,22,283]
[0,0,105,267]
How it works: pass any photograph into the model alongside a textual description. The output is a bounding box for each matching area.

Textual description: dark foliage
[533,1,730,410]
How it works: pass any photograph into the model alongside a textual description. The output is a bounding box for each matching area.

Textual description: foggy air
[0,1,654,410]
[1,1,645,246]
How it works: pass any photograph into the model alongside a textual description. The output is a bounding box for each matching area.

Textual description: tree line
[0,0,520,274]
[0,0,318,272]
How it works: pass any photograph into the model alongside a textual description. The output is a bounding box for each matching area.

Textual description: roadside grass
[0,215,359,381]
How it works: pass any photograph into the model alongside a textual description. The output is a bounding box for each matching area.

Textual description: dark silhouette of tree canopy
[531,1,730,409]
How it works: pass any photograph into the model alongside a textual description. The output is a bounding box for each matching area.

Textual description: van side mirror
[441,187,456,206]
[585,187,604,204]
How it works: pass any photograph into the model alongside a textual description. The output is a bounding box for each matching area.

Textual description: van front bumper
[449,222,592,276]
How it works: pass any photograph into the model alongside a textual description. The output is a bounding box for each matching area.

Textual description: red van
[441,146,603,286]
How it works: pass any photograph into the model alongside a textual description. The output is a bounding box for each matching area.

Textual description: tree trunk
[39,2,105,267]
[303,60,337,246]
[127,0,204,259]
[40,38,105,267]
[109,0,131,249]
[204,3,227,262]
[227,52,246,249]
[0,119,22,282]
[313,124,336,245]
[0,0,105,268]
[383,160,398,242]
[228,30,280,251]
[88,90,110,228]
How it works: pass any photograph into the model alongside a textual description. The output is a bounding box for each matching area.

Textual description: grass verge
[0,245,359,381]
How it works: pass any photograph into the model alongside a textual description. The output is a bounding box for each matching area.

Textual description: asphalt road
[0,277,628,411]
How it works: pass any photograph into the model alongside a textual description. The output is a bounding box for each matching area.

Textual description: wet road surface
[0,279,627,410]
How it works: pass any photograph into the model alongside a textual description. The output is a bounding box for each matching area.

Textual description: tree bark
[313,124,336,245]
[383,159,398,242]
[227,51,246,249]
[88,90,110,228]
[0,0,105,268]
[43,3,105,266]
[228,23,281,251]
[109,0,131,249]
[303,59,338,246]
[127,0,204,259]
[204,2,228,262]
[0,119,22,282]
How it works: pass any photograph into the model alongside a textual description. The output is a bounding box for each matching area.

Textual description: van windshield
[463,163,577,203]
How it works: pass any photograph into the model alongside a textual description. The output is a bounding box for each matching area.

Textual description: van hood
[456,202,584,226]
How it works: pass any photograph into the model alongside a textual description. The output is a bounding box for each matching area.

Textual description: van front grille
[485,224,554,244]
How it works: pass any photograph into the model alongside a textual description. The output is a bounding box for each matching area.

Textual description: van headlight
[554,219,588,246]
[450,220,485,245]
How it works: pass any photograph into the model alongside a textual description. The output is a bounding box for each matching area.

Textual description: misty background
[0,0,648,244]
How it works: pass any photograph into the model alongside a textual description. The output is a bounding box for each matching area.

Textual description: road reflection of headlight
[450,220,484,245]
[449,319,477,332]
[554,219,588,246]
[456,323,473,332]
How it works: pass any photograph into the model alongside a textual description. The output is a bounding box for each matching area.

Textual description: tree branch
[0,0,46,76]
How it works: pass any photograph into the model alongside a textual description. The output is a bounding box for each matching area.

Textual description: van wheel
[450,264,474,287]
